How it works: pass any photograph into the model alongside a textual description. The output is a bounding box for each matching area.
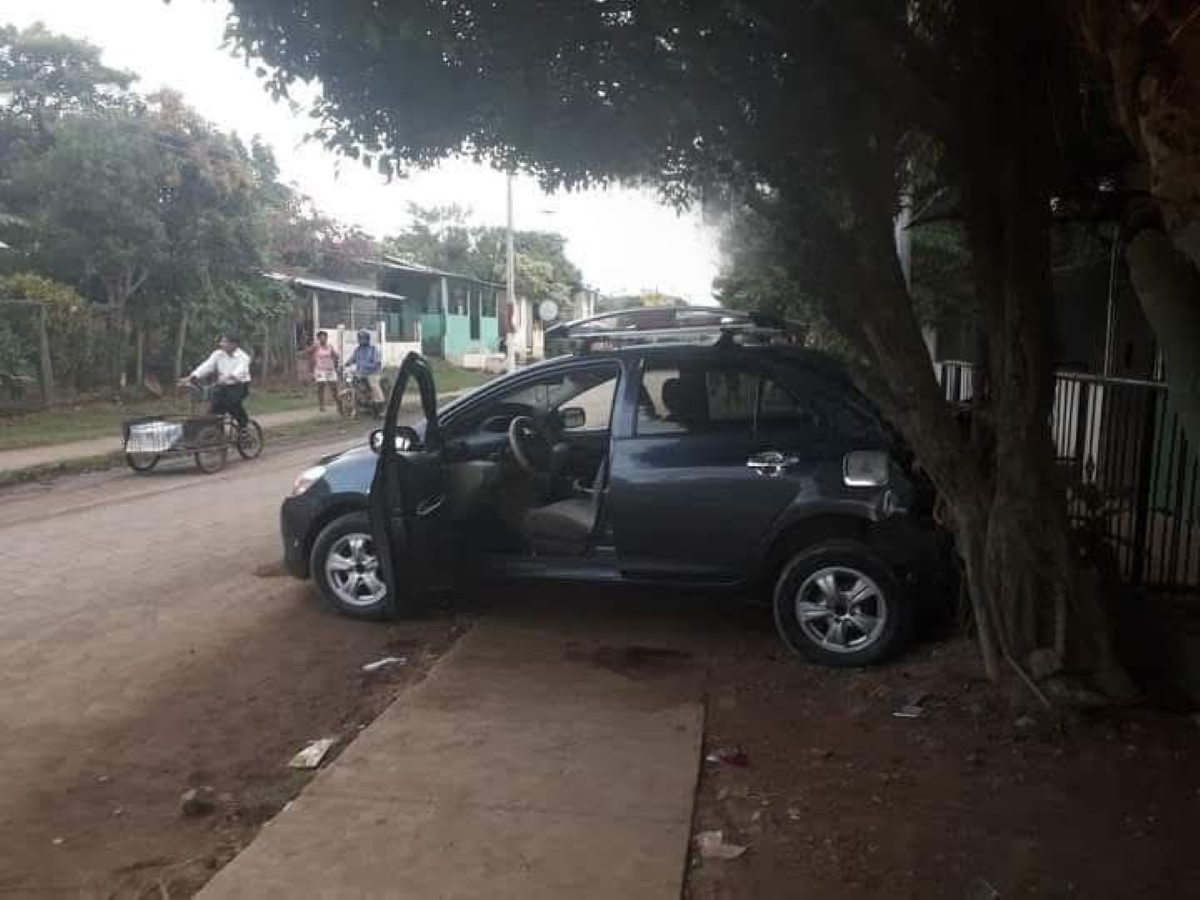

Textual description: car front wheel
[772,539,912,666]
[310,511,390,620]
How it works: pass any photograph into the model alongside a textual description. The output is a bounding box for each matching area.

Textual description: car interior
[438,364,621,558]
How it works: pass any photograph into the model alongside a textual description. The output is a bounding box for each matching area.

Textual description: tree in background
[0,271,91,392]
[0,23,135,244]
[139,91,266,380]
[0,22,366,391]
[386,204,584,314]
[598,291,688,313]
[14,108,172,384]
[0,21,133,166]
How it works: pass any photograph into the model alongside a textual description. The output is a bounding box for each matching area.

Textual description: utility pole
[505,171,518,373]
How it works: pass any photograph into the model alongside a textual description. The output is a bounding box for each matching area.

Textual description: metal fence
[938,360,1199,595]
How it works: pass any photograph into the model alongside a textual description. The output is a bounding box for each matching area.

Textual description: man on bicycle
[347,329,385,404]
[183,333,252,431]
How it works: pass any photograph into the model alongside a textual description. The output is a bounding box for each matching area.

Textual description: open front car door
[368,352,449,617]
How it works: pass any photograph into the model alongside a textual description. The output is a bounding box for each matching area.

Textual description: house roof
[378,255,506,289]
[263,271,406,301]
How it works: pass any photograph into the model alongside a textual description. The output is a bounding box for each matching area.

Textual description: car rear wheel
[310,511,390,620]
[772,539,912,666]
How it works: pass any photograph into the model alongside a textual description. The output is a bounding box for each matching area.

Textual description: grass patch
[425,358,495,394]
[0,362,494,453]
[0,385,316,453]
[0,416,368,490]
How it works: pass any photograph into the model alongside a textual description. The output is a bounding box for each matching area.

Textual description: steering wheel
[507,415,556,476]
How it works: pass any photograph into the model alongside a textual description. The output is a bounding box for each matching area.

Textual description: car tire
[772,539,912,667]
[310,511,391,620]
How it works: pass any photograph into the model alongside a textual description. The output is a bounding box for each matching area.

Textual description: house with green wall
[375,257,504,366]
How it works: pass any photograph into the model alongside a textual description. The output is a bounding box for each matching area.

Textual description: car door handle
[746,451,799,476]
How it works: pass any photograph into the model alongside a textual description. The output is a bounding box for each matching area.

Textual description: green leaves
[0,22,134,137]
[17,109,172,301]
[384,204,584,310]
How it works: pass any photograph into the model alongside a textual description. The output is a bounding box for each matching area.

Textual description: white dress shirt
[191,348,252,384]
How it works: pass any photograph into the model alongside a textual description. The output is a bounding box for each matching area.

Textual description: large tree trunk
[1071,0,1200,449]
[814,0,1136,704]
[1126,231,1200,448]
[961,2,1133,703]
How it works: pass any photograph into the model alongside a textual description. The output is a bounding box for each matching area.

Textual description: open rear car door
[368,352,450,616]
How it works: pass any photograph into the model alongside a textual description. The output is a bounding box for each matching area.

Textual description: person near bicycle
[299,329,340,412]
[347,330,385,406]
[182,333,252,432]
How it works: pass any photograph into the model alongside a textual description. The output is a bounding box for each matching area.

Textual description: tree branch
[817,8,959,141]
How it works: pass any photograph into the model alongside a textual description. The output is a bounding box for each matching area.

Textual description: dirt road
[3,428,1197,899]
[0,431,463,898]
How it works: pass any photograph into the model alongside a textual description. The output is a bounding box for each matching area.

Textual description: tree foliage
[0,271,93,390]
[385,203,584,310]
[0,21,133,152]
[0,21,415,389]
[12,106,173,360]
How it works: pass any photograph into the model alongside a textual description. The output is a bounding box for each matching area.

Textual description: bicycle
[122,382,263,474]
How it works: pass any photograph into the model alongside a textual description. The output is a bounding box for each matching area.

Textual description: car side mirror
[560,406,586,429]
[370,427,418,453]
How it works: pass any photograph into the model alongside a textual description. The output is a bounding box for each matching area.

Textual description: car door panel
[611,431,809,579]
[369,353,453,614]
[609,355,826,581]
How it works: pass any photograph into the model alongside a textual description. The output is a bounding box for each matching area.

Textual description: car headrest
[661,377,682,418]
[662,374,708,425]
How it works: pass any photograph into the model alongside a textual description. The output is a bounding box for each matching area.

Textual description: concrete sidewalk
[199,614,706,900]
[0,392,463,475]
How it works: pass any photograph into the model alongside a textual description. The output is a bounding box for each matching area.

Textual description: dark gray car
[283,322,950,665]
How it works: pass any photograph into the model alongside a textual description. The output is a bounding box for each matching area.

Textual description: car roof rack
[545,306,805,353]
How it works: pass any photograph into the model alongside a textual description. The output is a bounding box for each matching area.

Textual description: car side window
[637,363,758,436]
[636,361,824,438]
[757,377,826,435]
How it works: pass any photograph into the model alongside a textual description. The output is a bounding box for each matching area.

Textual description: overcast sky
[5,0,720,301]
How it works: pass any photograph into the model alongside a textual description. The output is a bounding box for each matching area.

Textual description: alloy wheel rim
[794,566,888,653]
[325,533,387,607]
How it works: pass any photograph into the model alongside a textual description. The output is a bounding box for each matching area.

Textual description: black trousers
[211,383,250,428]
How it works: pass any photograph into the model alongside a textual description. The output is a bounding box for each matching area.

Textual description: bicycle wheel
[235,420,264,460]
[126,453,160,473]
[337,388,354,418]
[193,425,228,473]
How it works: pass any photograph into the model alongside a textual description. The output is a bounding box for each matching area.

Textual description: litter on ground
[288,737,339,769]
